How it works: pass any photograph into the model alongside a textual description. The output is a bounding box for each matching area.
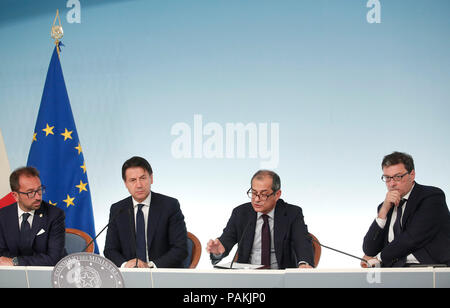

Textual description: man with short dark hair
[206,170,314,269]
[362,152,450,267]
[0,167,66,266]
[104,156,188,268]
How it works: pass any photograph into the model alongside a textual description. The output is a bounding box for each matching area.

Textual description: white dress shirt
[249,209,279,269]
[17,206,35,230]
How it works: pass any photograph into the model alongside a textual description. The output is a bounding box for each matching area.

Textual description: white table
[1,266,449,288]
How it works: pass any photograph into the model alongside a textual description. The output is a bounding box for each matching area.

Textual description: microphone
[83,206,128,252]
[229,220,252,269]
[308,235,372,267]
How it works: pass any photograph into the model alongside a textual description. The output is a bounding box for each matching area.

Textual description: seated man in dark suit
[0,167,66,266]
[362,151,450,267]
[104,156,188,268]
[206,170,314,269]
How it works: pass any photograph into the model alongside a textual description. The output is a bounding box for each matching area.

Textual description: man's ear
[275,189,282,200]
[11,191,19,202]
[410,170,416,182]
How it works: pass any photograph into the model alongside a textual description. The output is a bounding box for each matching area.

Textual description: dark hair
[10,166,40,192]
[251,170,281,192]
[382,152,415,173]
[122,156,153,180]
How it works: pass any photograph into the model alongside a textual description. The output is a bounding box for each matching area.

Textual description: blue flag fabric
[27,43,98,253]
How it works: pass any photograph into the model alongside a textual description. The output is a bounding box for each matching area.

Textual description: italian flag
[0,128,14,208]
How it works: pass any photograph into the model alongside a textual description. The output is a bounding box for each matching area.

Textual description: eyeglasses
[381,172,409,183]
[17,186,46,199]
[247,188,276,201]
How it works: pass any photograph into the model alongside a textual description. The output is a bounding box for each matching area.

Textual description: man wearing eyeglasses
[0,167,67,266]
[362,152,450,267]
[206,170,314,269]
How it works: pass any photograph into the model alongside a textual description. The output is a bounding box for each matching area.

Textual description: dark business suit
[0,201,66,266]
[211,199,314,269]
[363,183,450,267]
[104,192,188,268]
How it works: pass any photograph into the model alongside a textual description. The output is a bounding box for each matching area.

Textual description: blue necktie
[135,204,147,262]
[19,213,32,255]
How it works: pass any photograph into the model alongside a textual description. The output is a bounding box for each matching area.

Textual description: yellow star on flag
[75,180,88,193]
[61,128,73,141]
[32,133,37,143]
[63,194,75,208]
[80,162,87,174]
[75,143,83,155]
[49,200,57,206]
[42,124,55,136]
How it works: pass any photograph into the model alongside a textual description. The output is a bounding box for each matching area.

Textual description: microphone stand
[83,206,127,252]
[309,236,371,267]
[128,207,139,268]
[229,220,252,269]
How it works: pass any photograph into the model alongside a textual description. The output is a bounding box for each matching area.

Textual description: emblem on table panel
[52,252,124,288]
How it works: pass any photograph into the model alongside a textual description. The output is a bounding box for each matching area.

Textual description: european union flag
[27,43,98,253]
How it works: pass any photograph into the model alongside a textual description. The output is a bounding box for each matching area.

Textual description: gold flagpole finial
[51,9,64,58]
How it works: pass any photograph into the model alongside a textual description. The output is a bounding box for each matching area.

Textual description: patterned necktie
[261,214,271,269]
[135,204,147,262]
[393,199,407,239]
[19,213,32,254]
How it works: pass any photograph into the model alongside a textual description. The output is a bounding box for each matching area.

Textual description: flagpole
[51,9,64,58]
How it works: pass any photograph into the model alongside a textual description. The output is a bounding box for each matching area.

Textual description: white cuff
[375,217,387,229]
[367,257,381,267]
[298,261,310,267]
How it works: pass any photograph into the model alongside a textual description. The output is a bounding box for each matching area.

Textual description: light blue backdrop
[1,0,449,269]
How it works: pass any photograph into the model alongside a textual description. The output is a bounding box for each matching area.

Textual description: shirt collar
[132,192,151,208]
[17,205,35,219]
[257,208,275,220]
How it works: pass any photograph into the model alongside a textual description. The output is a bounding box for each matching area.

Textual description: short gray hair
[251,170,281,192]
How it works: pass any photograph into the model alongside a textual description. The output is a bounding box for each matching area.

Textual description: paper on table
[214,262,264,270]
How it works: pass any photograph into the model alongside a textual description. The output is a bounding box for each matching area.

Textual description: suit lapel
[117,197,135,256]
[127,198,136,255]
[147,193,162,251]
[274,200,287,265]
[30,204,46,245]
[239,207,256,263]
[401,183,421,230]
[242,208,257,262]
